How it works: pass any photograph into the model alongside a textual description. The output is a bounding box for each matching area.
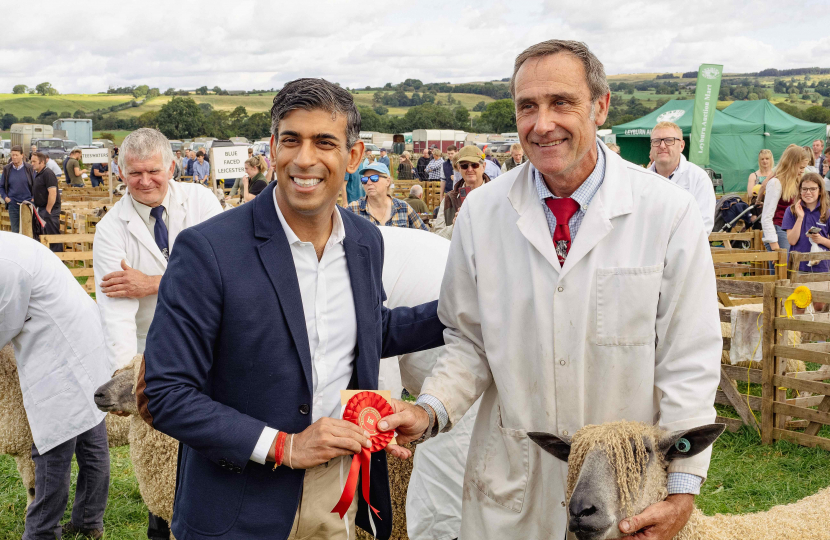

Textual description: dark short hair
[447,145,457,152]
[380,148,386,153]
[270,78,360,149]
[196,150,204,157]
[10,145,23,154]
[33,152,49,163]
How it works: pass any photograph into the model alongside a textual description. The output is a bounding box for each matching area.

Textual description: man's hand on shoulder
[619,493,694,540]
[100,259,161,299]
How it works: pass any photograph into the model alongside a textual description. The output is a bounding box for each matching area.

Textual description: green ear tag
[675,438,691,453]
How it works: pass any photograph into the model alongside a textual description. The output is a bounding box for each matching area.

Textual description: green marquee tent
[721,100,827,164]
[612,99,762,192]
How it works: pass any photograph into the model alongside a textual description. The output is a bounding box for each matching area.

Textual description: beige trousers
[288,455,359,540]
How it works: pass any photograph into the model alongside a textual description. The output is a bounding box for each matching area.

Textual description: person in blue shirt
[341,169,364,205]
[192,151,210,185]
[782,172,830,274]
[1,146,35,233]
[377,148,390,169]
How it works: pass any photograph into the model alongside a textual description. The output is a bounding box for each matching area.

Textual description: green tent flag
[689,64,723,167]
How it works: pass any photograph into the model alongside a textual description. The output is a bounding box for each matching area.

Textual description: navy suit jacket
[138,182,445,540]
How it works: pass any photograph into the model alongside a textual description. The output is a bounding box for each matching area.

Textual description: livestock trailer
[412,130,466,153]
[52,119,93,146]
[10,124,54,150]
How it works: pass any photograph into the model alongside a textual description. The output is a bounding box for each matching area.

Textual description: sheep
[529,421,830,540]
[0,345,130,509]
[94,354,178,527]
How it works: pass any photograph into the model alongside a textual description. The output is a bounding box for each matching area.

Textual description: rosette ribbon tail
[332,447,379,519]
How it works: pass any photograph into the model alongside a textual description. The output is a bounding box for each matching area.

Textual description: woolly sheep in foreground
[529,421,830,540]
[94,354,177,526]
[0,345,130,509]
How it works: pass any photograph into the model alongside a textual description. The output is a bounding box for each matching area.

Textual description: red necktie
[545,197,580,265]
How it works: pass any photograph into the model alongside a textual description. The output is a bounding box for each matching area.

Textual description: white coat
[0,233,110,452]
[650,154,716,233]
[375,226,476,540]
[420,143,722,540]
[93,180,223,370]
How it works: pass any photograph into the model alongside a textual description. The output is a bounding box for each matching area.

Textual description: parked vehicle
[252,141,269,156]
[364,143,381,156]
[0,139,10,159]
[10,123,54,151]
[33,138,79,162]
[170,140,184,153]
[52,119,93,146]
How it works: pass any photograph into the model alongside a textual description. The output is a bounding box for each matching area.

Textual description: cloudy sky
[1,0,828,94]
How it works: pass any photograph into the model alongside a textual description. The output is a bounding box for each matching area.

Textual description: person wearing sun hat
[346,161,428,231]
[432,145,491,239]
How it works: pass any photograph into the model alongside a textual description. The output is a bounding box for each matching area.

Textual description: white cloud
[0,0,826,94]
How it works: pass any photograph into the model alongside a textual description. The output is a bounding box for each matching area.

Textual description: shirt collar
[272,187,346,246]
[531,140,606,212]
[12,162,24,171]
[648,154,684,179]
[132,183,171,225]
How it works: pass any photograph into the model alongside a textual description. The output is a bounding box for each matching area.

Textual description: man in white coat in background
[92,127,222,540]
[375,226,478,540]
[381,40,721,540]
[0,233,112,540]
[648,121,716,232]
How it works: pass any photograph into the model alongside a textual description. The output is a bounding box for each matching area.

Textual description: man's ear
[657,424,725,461]
[346,140,365,174]
[270,134,277,164]
[528,431,571,462]
[593,92,611,127]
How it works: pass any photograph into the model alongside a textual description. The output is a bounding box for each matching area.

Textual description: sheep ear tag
[674,438,691,453]
[332,391,394,519]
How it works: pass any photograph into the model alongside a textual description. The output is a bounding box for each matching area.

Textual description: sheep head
[94,355,143,416]
[528,421,724,540]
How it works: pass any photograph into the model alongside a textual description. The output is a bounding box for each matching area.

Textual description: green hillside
[0,94,134,118]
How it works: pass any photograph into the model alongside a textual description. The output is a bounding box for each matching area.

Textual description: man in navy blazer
[137,79,445,540]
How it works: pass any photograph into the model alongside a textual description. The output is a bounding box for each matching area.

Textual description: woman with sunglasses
[433,146,490,240]
[346,162,428,231]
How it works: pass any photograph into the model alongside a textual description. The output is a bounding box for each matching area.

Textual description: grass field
[0,94,134,119]
[107,93,279,119]
[93,130,132,145]
[1,426,827,538]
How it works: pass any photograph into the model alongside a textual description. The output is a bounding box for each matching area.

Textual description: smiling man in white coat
[381,40,721,540]
[92,128,222,539]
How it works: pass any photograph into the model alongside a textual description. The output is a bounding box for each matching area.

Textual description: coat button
[557,286,564,292]
[299,404,310,415]
[559,360,566,366]
[562,430,569,436]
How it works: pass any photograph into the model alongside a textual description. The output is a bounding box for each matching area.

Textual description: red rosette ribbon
[331,391,394,519]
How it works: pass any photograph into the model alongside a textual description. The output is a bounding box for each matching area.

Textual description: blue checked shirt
[418,140,702,495]
[532,141,605,244]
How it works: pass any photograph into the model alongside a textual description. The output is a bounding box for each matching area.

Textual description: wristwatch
[413,403,436,444]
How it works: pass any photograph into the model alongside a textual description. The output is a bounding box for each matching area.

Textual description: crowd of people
[1,36,829,540]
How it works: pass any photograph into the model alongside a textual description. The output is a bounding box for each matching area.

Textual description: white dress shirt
[132,188,170,234]
[649,155,715,233]
[250,189,358,464]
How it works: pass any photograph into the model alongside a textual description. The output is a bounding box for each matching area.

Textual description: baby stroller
[713,195,757,248]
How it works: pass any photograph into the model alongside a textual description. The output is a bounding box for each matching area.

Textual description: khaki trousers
[288,455,359,540]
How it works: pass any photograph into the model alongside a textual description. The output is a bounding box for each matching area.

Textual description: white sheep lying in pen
[94,354,177,526]
[0,345,129,508]
[529,421,830,540]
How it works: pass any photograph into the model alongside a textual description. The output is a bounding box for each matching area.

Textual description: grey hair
[409,184,423,198]
[119,128,175,174]
[271,78,361,149]
[509,39,610,102]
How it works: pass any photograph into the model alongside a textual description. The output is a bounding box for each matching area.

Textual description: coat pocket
[596,265,663,346]
[470,406,529,513]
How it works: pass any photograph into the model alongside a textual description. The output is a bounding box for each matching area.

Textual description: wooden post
[761,281,776,445]
[209,148,217,192]
[20,204,33,238]
[776,249,788,280]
